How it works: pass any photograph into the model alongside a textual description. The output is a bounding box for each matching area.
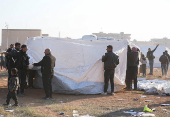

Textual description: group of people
[3,42,56,107]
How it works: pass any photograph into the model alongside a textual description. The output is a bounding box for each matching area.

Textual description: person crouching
[3,68,19,106]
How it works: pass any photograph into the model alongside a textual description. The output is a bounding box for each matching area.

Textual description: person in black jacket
[16,44,29,96]
[102,45,119,95]
[165,50,170,72]
[33,48,56,100]
[4,43,20,89]
[5,44,14,69]
[159,52,169,76]
[126,47,139,90]
[147,44,159,75]
[3,68,19,106]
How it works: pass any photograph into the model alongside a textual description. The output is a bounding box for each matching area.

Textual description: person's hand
[10,90,13,92]
[157,44,159,47]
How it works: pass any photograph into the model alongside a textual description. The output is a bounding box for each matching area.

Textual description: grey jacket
[9,76,19,90]
[102,51,119,70]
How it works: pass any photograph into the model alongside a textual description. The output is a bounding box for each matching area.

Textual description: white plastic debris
[73,110,79,117]
[5,109,14,112]
[79,114,95,117]
[138,79,170,94]
[161,104,170,106]
[141,113,155,116]
[141,95,147,98]
[123,111,145,116]
[118,99,123,101]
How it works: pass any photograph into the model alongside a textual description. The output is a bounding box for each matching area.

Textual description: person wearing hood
[140,54,147,76]
[33,48,56,100]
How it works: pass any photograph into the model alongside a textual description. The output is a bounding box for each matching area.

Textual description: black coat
[127,52,139,66]
[34,53,56,75]
[159,55,169,65]
[15,50,29,70]
[7,48,19,67]
[102,51,119,70]
[147,46,158,60]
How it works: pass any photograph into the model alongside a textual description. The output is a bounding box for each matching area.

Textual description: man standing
[147,44,159,75]
[6,44,14,68]
[5,43,20,89]
[15,45,29,96]
[165,50,170,72]
[102,45,119,95]
[159,52,169,77]
[33,48,56,100]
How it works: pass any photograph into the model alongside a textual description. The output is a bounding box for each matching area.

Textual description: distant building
[1,29,42,50]
[132,37,170,49]
[92,32,131,40]
[42,34,49,36]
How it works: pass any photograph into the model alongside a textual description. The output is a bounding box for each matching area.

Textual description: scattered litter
[156,97,160,98]
[123,111,145,116]
[141,95,147,98]
[145,100,152,102]
[59,101,63,103]
[143,105,153,112]
[163,109,167,111]
[73,110,79,117]
[79,114,95,117]
[5,109,14,112]
[166,76,170,79]
[59,112,64,115]
[161,104,170,106]
[138,78,146,81]
[134,98,138,101]
[152,108,156,111]
[118,99,123,101]
[0,115,4,117]
[141,113,155,116]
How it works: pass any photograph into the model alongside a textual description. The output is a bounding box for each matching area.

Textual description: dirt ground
[0,68,170,117]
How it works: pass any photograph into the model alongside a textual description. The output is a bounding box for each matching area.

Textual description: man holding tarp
[147,44,159,75]
[33,48,56,100]
[102,45,119,95]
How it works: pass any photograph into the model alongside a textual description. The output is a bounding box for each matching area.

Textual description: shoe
[3,103,9,106]
[101,92,107,95]
[12,104,18,106]
[111,92,114,95]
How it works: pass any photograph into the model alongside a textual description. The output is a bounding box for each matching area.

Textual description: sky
[0,0,170,42]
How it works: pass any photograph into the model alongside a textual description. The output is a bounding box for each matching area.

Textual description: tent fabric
[138,45,170,68]
[26,37,128,94]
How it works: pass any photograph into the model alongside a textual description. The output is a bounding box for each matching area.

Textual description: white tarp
[138,79,170,94]
[137,45,170,68]
[25,37,128,94]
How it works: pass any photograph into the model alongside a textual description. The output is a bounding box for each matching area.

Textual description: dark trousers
[104,69,115,93]
[29,70,36,87]
[126,66,138,90]
[6,90,18,104]
[18,69,27,94]
[7,66,12,89]
[149,60,154,74]
[142,64,146,76]
[42,74,53,98]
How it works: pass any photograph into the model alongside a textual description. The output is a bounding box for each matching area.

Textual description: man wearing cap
[102,45,119,95]
[15,44,29,96]
[147,44,159,75]
[33,48,56,100]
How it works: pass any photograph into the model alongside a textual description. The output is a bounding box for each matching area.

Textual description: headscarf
[131,47,137,52]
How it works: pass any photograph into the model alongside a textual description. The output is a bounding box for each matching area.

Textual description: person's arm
[102,53,108,62]
[34,59,43,66]
[152,44,159,53]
